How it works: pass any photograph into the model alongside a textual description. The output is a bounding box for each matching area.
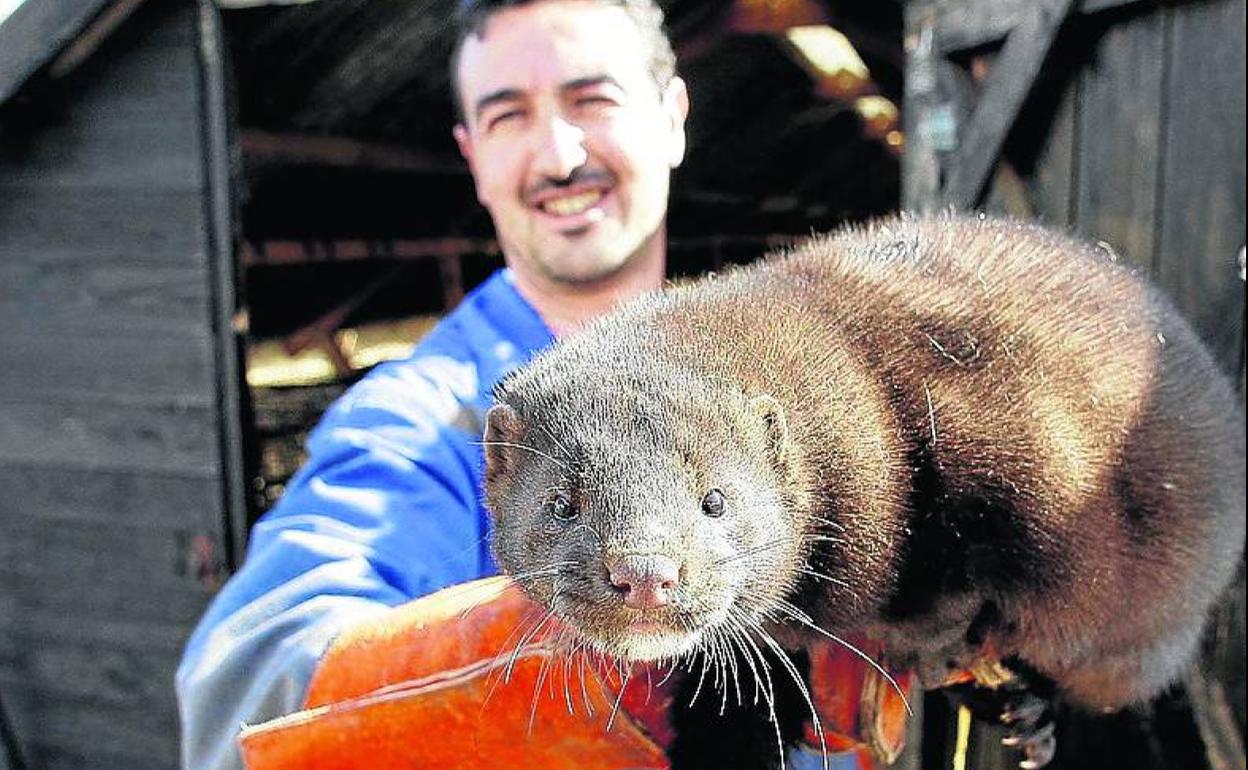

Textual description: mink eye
[701,489,726,518]
[546,493,577,521]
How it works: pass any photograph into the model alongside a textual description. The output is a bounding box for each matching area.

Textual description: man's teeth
[542,190,603,217]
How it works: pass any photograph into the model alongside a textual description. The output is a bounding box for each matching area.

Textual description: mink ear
[749,394,790,474]
[483,404,524,498]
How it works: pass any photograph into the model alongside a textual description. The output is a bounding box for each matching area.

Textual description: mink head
[483,343,810,664]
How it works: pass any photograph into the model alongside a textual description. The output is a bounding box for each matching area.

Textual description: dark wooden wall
[987,0,1246,372]
[906,0,1245,767]
[0,2,239,767]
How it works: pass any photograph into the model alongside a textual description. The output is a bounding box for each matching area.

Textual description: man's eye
[486,110,524,130]
[576,95,616,109]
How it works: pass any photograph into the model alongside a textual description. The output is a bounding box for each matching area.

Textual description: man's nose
[532,116,588,180]
[607,554,681,610]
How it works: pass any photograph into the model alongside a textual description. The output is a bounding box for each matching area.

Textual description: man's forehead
[456,0,650,100]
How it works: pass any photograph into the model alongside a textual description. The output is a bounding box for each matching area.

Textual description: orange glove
[239,577,918,770]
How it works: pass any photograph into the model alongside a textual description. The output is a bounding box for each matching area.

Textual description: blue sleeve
[175,355,496,770]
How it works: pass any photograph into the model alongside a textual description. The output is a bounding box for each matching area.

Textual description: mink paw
[945,675,1058,770]
[999,691,1056,769]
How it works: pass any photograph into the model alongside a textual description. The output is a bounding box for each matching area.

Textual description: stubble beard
[523,223,661,290]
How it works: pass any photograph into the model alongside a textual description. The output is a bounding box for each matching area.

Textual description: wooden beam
[0,0,110,102]
[936,0,1157,53]
[281,269,401,375]
[293,1,453,128]
[239,129,467,174]
[941,0,1077,209]
[197,0,251,571]
[47,0,147,79]
[241,237,499,267]
[901,3,946,211]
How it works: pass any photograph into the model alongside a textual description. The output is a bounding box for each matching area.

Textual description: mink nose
[607,554,681,609]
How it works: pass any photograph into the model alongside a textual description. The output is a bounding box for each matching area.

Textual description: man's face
[454,0,688,286]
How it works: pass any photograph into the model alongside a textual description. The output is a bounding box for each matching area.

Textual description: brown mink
[482,214,1246,768]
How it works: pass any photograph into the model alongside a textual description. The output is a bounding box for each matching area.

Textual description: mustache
[523,167,616,202]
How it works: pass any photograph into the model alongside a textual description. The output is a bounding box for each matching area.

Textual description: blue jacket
[176,270,553,770]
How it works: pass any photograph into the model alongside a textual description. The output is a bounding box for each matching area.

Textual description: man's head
[452,0,688,290]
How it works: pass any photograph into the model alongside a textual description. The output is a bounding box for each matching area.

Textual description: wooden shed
[0,0,1241,768]
[0,1,242,767]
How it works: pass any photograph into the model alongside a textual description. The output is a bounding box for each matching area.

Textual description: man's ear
[483,403,525,490]
[453,123,486,206]
[663,76,690,168]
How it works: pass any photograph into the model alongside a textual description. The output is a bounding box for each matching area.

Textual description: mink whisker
[726,609,786,770]
[474,439,571,471]
[806,516,845,532]
[752,623,831,770]
[801,534,847,545]
[605,665,631,733]
[535,422,575,462]
[770,602,912,716]
[795,566,850,588]
[528,649,556,733]
[714,537,789,566]
[503,607,558,683]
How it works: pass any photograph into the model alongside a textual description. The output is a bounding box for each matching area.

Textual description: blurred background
[0,0,1242,767]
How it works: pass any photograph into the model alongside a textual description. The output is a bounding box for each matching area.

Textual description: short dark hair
[450,0,678,122]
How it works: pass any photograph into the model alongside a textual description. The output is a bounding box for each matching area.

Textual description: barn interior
[218,0,907,512]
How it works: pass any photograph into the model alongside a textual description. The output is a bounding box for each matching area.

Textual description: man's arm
[176,358,494,770]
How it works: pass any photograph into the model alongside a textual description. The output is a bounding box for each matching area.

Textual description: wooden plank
[239,129,466,174]
[0,516,215,592]
[1155,0,1246,373]
[59,42,201,123]
[0,569,214,631]
[0,0,110,103]
[942,0,1078,209]
[0,259,213,338]
[0,333,215,404]
[0,686,178,767]
[1029,69,1078,226]
[0,638,183,710]
[0,399,220,474]
[0,607,191,653]
[25,742,176,770]
[0,464,219,529]
[0,111,202,190]
[1073,7,1165,272]
[0,188,208,264]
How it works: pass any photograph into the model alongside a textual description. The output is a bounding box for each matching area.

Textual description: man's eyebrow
[473,88,524,122]
[562,75,624,93]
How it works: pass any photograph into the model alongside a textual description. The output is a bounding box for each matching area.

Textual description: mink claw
[1001,693,1048,728]
[1000,697,1056,769]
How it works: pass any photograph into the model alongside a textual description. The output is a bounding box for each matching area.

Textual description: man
[176,2,689,768]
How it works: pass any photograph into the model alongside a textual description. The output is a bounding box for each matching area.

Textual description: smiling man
[175,2,689,769]
[453,0,688,333]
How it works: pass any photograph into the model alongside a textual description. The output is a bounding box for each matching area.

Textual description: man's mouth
[537,188,606,218]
